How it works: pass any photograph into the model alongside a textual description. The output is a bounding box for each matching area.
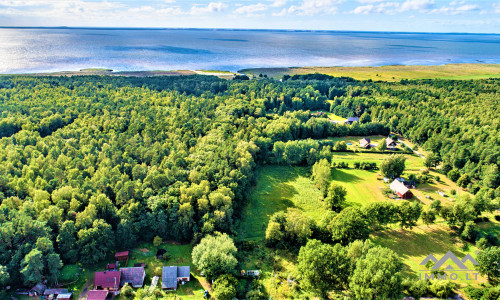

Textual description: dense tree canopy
[0,74,497,290]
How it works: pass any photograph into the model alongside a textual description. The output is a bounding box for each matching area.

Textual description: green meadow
[240,63,500,81]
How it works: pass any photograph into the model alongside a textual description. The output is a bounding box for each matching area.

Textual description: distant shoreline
[0,26,499,35]
[3,63,500,81]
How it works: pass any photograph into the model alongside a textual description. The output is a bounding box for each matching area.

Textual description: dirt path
[78,280,92,300]
[399,141,425,159]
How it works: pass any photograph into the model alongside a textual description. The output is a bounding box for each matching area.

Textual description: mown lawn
[237,165,326,241]
[330,168,387,207]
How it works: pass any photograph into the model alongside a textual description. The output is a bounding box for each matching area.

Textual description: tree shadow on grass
[330,168,364,184]
[373,226,467,260]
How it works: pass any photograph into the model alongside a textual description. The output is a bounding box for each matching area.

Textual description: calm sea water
[0,28,499,73]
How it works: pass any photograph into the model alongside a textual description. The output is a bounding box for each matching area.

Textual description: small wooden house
[115,251,129,261]
[359,138,371,149]
[386,137,397,150]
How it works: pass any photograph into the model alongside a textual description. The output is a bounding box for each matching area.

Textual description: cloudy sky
[0,0,498,33]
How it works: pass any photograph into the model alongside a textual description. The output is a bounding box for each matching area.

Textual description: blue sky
[0,0,498,33]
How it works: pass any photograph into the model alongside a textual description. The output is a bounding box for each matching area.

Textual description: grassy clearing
[330,168,387,207]
[237,165,326,241]
[239,64,500,81]
[327,112,346,122]
[372,223,491,285]
[331,151,424,171]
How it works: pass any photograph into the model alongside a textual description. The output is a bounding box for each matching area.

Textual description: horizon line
[0,26,498,35]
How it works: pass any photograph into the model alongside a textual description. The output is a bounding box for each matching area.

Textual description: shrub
[153,236,163,247]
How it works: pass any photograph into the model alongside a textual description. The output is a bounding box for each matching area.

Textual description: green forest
[0,74,498,299]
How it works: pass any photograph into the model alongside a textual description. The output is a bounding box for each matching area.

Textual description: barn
[390,179,413,199]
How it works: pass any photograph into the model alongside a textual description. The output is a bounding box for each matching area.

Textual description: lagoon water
[0,28,499,73]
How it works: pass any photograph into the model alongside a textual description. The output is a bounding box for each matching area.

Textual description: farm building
[386,137,397,150]
[390,179,413,199]
[94,271,121,291]
[115,251,129,261]
[120,267,146,288]
[345,117,359,124]
[359,138,371,149]
[87,290,109,300]
[161,266,191,290]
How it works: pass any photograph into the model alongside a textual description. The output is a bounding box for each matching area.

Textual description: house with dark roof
[162,266,178,290]
[106,263,117,270]
[120,267,146,288]
[345,117,359,124]
[87,290,109,300]
[386,137,397,150]
[162,266,191,290]
[177,266,190,281]
[359,138,371,149]
[390,179,413,199]
[94,271,121,291]
[29,283,47,297]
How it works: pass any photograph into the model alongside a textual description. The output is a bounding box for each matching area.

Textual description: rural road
[399,141,425,159]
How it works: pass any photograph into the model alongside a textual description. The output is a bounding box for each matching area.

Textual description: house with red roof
[94,271,121,291]
[87,290,108,300]
[115,251,129,262]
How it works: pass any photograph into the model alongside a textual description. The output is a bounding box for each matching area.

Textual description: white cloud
[358,0,384,3]
[352,2,398,14]
[268,0,288,7]
[493,2,500,13]
[430,3,478,14]
[0,0,51,6]
[288,0,342,15]
[233,3,268,15]
[190,2,226,15]
[399,0,434,12]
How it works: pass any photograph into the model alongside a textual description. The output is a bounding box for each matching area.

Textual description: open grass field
[240,63,500,81]
[330,168,387,207]
[331,151,424,171]
[371,220,500,286]
[237,165,327,241]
